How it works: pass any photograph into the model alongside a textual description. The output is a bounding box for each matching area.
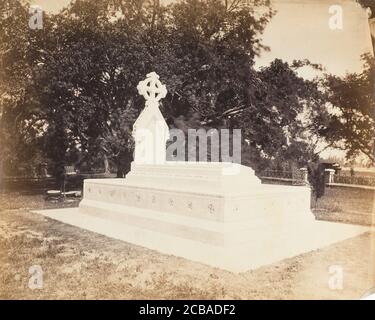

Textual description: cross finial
[137,72,167,106]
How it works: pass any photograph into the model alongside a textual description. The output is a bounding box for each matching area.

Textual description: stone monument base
[35,162,368,272]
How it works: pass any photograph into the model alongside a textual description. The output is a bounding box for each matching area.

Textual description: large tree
[1,0,329,179]
[0,0,47,183]
[317,54,374,164]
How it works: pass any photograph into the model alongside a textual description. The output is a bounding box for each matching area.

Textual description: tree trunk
[103,155,110,174]
[116,167,124,178]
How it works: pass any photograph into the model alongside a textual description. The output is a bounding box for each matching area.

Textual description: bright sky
[29,0,72,12]
[256,0,373,78]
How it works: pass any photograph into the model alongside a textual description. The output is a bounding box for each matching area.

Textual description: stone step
[34,207,368,272]
[79,198,316,247]
[82,178,312,222]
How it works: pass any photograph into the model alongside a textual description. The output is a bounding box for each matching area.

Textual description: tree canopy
[357,0,375,18]
[316,54,374,164]
[2,0,370,180]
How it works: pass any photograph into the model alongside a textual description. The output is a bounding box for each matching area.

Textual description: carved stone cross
[137,72,167,106]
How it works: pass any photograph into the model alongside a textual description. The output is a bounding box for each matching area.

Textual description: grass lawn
[313,187,374,226]
[315,187,374,213]
[0,191,374,299]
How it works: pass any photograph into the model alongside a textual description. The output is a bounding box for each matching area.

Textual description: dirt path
[0,209,374,299]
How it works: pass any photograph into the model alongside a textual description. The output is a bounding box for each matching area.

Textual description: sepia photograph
[0,0,374,304]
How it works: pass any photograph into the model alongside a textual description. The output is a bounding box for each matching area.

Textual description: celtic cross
[137,72,167,106]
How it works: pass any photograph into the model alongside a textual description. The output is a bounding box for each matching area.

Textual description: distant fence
[1,172,117,192]
[260,170,306,185]
[333,175,375,187]
[3,168,375,191]
[260,168,375,189]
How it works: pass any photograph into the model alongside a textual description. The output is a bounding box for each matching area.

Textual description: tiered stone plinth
[35,161,368,272]
[53,161,363,272]
[80,162,312,224]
